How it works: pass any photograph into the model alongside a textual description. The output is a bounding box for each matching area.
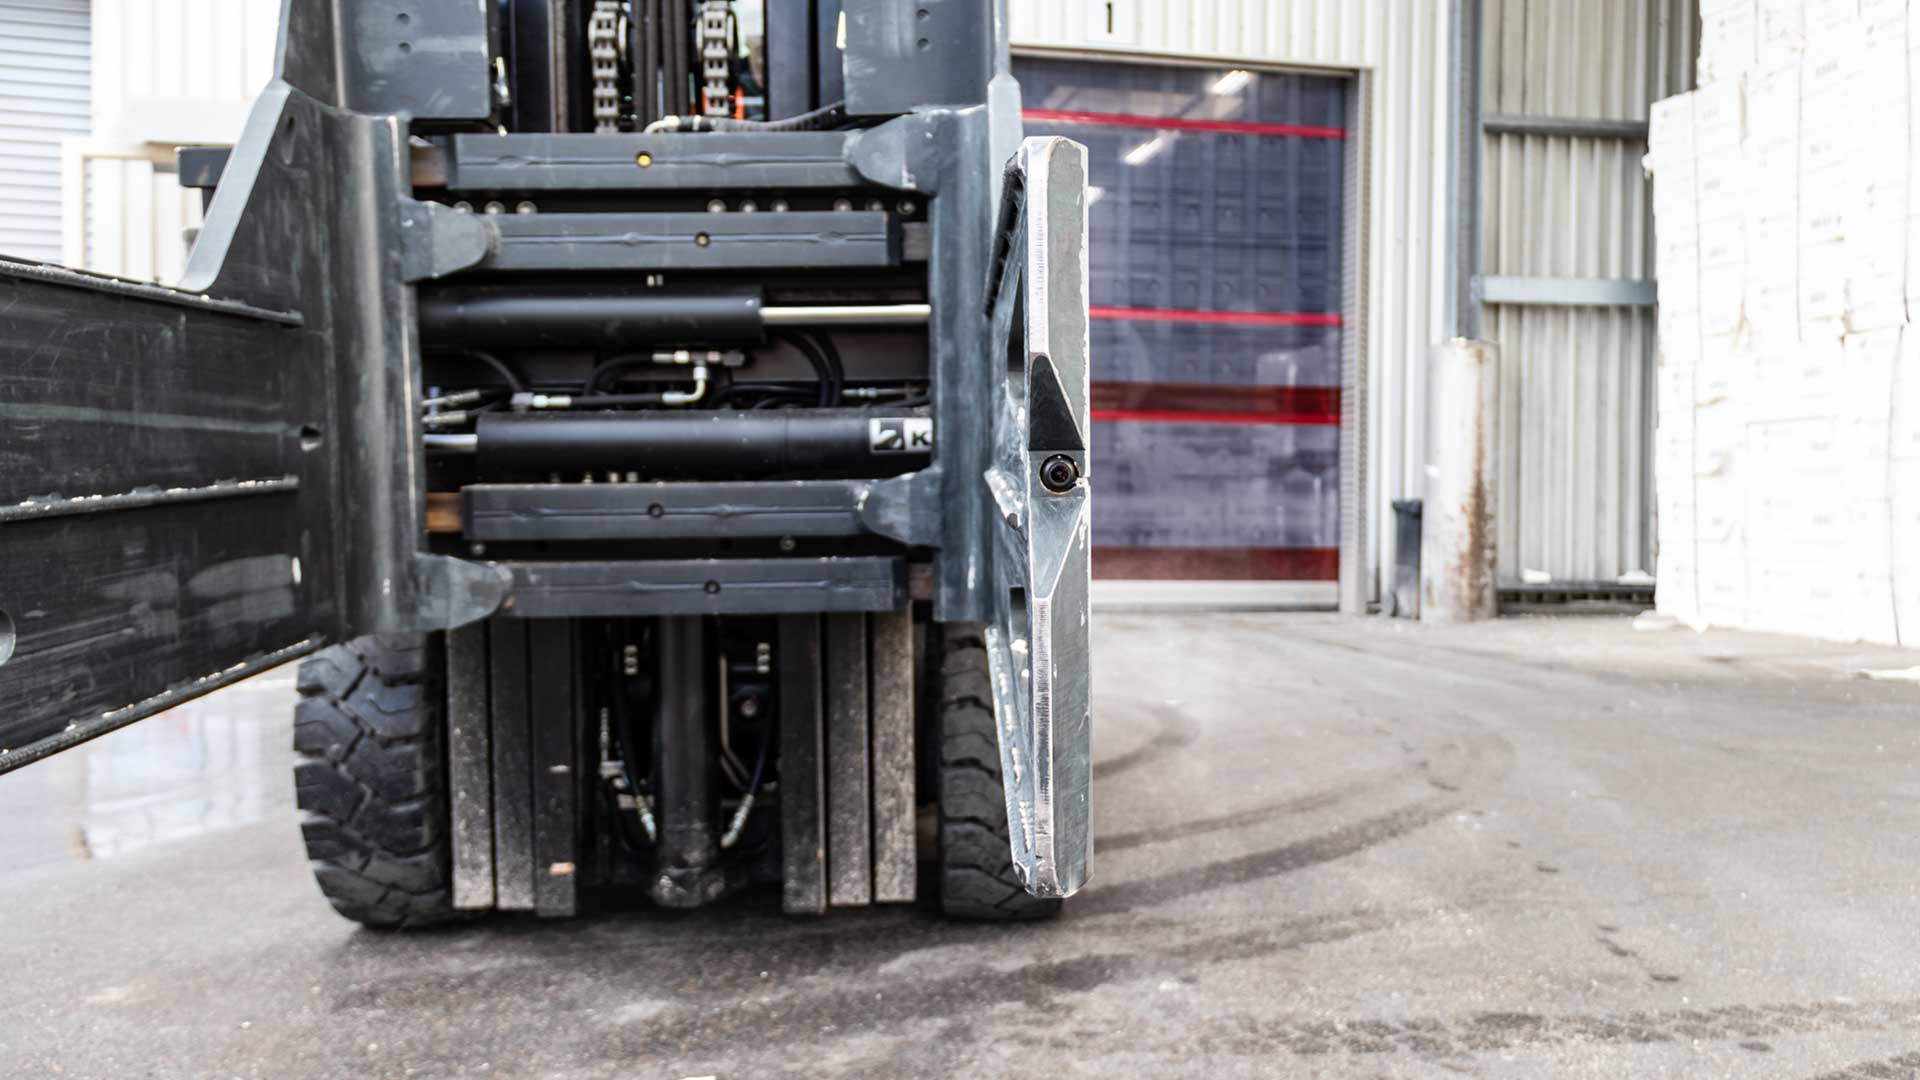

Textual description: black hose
[805,330,846,401]
[586,354,656,393]
[715,380,816,408]
[428,348,526,392]
[770,331,838,406]
[743,720,770,799]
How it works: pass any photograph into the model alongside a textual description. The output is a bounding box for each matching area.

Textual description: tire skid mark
[1240,999,1920,1058]
[1802,1049,1920,1079]
[1097,768,1398,854]
[1078,798,1460,916]
[1091,704,1199,782]
[1085,713,1510,915]
[578,909,1402,1061]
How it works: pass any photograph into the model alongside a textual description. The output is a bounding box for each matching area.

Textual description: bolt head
[1039,455,1079,493]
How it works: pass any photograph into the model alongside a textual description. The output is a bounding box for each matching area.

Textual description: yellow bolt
[636,151,652,167]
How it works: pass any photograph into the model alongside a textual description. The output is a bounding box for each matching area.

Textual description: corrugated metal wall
[1010,0,1455,606]
[1480,0,1696,586]
[82,157,204,283]
[90,0,279,126]
[0,0,89,263]
[70,0,277,281]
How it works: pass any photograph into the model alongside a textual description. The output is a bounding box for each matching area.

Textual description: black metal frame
[0,0,1093,912]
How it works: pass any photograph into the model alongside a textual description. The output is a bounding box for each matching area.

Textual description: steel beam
[446,132,863,191]
[501,558,905,617]
[1476,275,1658,308]
[529,620,580,917]
[778,615,827,914]
[481,212,900,272]
[869,610,917,904]
[487,618,536,911]
[462,478,939,547]
[825,613,871,906]
[446,623,495,910]
[1483,114,1650,140]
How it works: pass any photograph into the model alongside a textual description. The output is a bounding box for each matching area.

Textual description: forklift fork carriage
[0,0,1091,918]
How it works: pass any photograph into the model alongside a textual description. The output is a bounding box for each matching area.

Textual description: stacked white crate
[1650,0,1920,644]
[1651,89,1702,623]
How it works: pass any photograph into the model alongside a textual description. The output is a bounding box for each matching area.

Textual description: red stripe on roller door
[1092,409,1337,427]
[1094,547,1339,581]
[1091,305,1344,328]
[1022,108,1347,140]
[1091,382,1341,425]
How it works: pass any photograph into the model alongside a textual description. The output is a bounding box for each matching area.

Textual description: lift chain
[590,0,625,132]
[699,1,732,118]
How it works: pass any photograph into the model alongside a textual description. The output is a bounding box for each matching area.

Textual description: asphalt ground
[6,612,1920,1079]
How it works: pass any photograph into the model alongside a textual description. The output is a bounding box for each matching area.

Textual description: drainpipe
[1421,0,1498,623]
[1445,0,1485,342]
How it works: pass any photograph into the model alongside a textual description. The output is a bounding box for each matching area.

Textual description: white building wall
[1481,0,1696,589]
[1650,0,1920,646]
[0,0,90,263]
[66,0,278,282]
[1009,0,1456,605]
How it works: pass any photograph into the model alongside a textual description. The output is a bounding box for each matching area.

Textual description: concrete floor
[6,613,1920,1079]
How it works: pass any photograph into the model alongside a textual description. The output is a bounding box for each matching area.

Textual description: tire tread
[936,625,1062,921]
[293,636,456,929]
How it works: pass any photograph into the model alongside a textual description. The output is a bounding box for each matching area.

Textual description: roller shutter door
[1015,57,1347,584]
[0,0,89,263]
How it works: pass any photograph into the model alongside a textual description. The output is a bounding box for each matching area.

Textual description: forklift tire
[936,626,1064,921]
[292,635,458,929]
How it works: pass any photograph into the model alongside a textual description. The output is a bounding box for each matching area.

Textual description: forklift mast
[0,0,1089,915]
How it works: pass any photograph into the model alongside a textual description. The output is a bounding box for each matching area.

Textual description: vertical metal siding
[82,156,202,282]
[0,0,89,263]
[77,0,275,281]
[1479,0,1697,584]
[91,0,279,117]
[1010,0,1455,602]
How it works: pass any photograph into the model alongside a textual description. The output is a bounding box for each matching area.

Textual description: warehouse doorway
[1014,56,1351,604]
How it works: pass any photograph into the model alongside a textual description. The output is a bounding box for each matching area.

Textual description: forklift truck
[0,0,1091,924]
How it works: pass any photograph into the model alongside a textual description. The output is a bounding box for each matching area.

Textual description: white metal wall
[90,0,279,144]
[66,0,278,281]
[0,0,90,263]
[1009,0,1455,607]
[1481,0,1696,586]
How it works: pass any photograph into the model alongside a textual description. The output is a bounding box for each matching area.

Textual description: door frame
[1010,45,1372,612]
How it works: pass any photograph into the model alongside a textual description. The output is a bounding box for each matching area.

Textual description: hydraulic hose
[644,101,847,133]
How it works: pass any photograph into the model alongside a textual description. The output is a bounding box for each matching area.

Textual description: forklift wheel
[292,635,458,928]
[936,626,1064,921]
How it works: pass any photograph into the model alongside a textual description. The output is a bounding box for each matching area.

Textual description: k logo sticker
[869,417,934,454]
